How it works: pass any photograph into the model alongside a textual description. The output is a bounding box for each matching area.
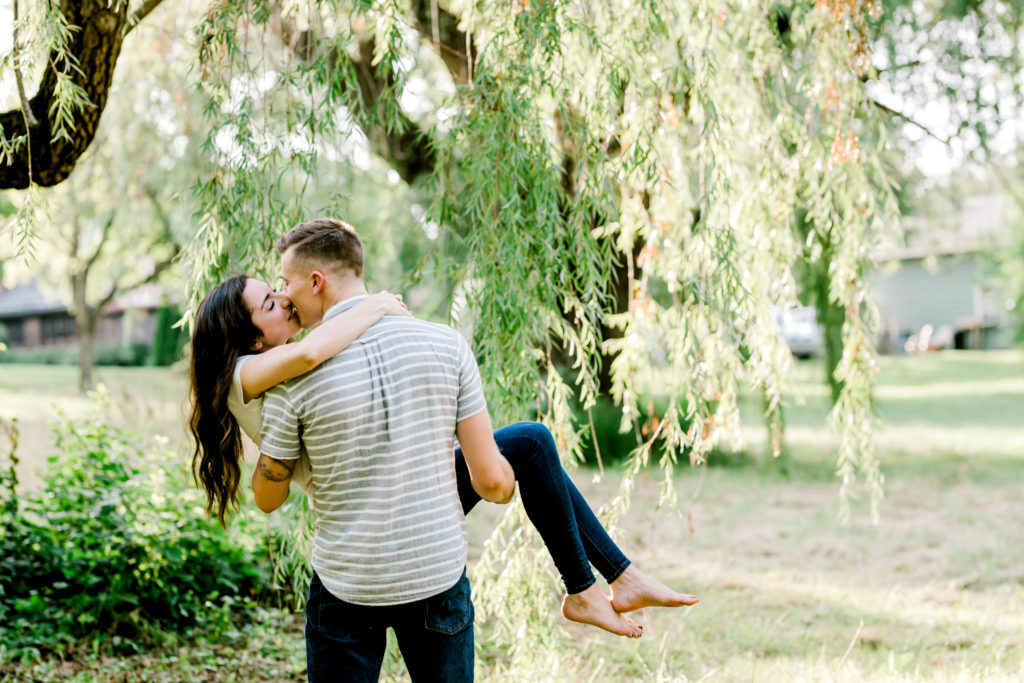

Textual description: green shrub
[150,305,187,366]
[0,395,268,661]
[574,395,743,468]
[575,395,669,466]
[0,345,78,365]
[93,340,151,366]
[0,342,151,366]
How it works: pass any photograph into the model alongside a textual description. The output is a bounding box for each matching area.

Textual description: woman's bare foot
[609,565,699,613]
[561,584,643,638]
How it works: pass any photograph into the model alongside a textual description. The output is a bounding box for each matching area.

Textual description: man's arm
[456,409,515,503]
[251,453,297,513]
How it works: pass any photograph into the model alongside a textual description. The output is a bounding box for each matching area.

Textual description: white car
[773,306,823,358]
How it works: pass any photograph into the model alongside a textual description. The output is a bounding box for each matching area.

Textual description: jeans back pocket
[423,571,473,635]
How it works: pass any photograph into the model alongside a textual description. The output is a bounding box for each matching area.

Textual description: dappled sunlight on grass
[557,346,1024,678]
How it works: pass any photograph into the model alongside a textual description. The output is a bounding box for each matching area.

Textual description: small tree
[2,3,198,390]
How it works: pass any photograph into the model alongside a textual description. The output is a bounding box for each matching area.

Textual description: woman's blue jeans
[455,422,631,594]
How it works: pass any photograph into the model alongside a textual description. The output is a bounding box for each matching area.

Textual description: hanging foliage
[3,0,902,673]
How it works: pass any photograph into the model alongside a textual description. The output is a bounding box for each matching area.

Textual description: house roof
[0,280,68,319]
[0,281,177,320]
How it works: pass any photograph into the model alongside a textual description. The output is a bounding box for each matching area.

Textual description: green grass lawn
[554,350,1024,682]
[2,350,1024,681]
[0,364,189,489]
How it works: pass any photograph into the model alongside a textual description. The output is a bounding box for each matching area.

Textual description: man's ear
[310,270,326,294]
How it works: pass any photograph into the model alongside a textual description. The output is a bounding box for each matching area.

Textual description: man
[251,217,515,682]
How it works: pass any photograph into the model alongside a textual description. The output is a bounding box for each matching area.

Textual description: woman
[189,275,697,638]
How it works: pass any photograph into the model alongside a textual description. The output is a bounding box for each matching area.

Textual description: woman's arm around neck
[239,292,408,401]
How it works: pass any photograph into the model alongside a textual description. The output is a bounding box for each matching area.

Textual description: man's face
[279,247,320,329]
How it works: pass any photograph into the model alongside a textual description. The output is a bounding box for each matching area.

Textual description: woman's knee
[494,422,558,473]
[514,421,557,450]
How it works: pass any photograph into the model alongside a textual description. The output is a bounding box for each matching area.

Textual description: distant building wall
[873,255,978,331]
[871,253,1007,350]
[1,310,156,349]
[0,279,172,351]
[96,314,123,344]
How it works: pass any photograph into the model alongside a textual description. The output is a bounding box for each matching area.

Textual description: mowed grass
[2,351,1024,681]
[0,364,190,489]
[545,350,1024,681]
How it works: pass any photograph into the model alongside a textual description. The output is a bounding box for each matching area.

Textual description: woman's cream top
[226,355,313,493]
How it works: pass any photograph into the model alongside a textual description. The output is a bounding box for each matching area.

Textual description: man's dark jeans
[305,570,474,682]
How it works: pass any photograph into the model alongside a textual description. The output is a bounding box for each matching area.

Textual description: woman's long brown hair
[188,274,262,526]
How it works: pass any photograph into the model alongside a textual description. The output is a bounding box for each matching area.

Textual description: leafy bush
[573,395,746,469]
[574,395,670,466]
[93,340,152,366]
[0,394,269,661]
[0,344,78,365]
[0,341,151,366]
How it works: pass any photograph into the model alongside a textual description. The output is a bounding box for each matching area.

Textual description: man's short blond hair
[276,217,364,277]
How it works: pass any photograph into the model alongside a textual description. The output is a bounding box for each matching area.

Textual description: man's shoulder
[374,316,467,343]
[273,318,469,392]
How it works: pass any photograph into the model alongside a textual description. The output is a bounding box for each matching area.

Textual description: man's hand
[252,454,297,513]
[456,410,515,503]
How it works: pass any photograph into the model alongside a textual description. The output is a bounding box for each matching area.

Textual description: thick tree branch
[96,187,183,310]
[93,285,118,317]
[12,0,40,129]
[126,0,167,34]
[143,184,173,235]
[277,15,440,184]
[271,1,480,184]
[0,0,137,188]
[83,211,117,275]
[96,247,178,314]
[408,0,474,85]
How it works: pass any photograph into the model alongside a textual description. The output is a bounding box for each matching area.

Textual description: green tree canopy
[2,0,900,507]
[2,2,911,671]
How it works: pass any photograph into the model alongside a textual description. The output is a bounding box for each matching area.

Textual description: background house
[0,280,171,362]
[871,195,1012,352]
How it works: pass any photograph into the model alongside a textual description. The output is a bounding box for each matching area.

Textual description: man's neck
[321,282,368,312]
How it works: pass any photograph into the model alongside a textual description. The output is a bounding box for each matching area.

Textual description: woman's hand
[368,291,412,317]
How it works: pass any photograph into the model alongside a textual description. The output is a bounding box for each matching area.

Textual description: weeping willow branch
[0,0,165,189]
[12,0,40,129]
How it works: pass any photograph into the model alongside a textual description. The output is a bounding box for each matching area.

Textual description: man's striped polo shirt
[259,296,486,605]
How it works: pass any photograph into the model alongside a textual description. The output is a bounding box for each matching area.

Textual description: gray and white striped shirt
[259,296,486,605]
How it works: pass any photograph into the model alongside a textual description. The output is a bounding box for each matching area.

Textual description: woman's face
[242,278,300,351]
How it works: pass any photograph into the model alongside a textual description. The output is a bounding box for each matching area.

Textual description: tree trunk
[807,253,846,404]
[820,295,846,405]
[77,313,96,394]
[0,0,131,189]
[72,274,96,393]
[795,212,846,406]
